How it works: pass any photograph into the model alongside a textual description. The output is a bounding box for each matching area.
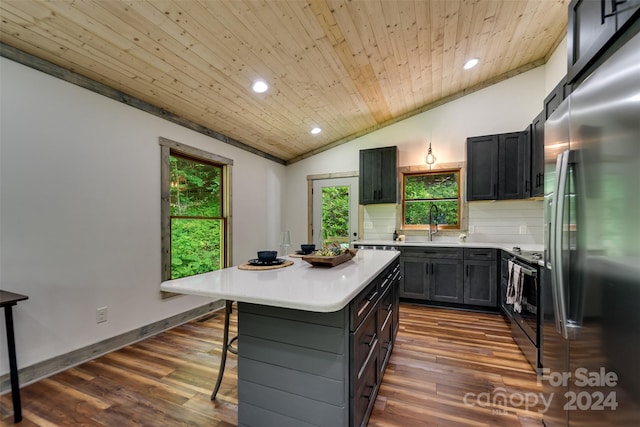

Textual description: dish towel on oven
[507,260,524,313]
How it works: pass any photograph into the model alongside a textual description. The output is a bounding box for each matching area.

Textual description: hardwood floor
[1,304,543,426]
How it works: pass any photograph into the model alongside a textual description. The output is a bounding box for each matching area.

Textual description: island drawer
[378,286,394,374]
[353,346,379,427]
[351,280,380,331]
[352,306,379,382]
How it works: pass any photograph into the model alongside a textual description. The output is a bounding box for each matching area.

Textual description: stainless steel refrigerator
[542,26,640,427]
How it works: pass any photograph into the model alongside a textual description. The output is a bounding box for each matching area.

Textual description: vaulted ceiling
[0,0,569,163]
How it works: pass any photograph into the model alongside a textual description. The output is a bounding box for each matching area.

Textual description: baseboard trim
[0,300,225,394]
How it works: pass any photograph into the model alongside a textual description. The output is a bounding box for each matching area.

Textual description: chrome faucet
[428,204,440,242]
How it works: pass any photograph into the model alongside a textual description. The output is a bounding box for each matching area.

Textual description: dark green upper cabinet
[544,77,569,120]
[567,0,640,84]
[498,132,529,200]
[467,132,529,201]
[466,135,499,200]
[530,111,545,197]
[359,146,398,204]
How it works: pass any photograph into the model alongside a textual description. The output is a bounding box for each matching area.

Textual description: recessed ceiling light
[251,80,269,93]
[464,58,479,70]
[310,127,322,134]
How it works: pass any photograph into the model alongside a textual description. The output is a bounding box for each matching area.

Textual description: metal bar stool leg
[211,300,236,400]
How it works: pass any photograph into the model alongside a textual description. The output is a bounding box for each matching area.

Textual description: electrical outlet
[468,225,475,234]
[520,225,528,235]
[364,221,373,230]
[96,307,108,324]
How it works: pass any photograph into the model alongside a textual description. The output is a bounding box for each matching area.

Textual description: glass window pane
[171,218,223,279]
[321,185,350,246]
[170,155,222,217]
[404,200,459,226]
[404,172,459,200]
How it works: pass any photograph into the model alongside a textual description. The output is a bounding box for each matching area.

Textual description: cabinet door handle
[466,265,470,276]
[367,290,379,303]
[362,384,376,401]
[493,183,497,197]
[367,332,377,348]
[357,291,378,317]
[602,0,622,21]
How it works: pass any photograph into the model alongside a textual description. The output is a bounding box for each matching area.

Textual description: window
[402,169,461,229]
[160,138,232,282]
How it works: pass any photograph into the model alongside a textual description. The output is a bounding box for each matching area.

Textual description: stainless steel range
[500,249,541,371]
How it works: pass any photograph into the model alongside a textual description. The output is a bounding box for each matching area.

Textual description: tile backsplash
[362,204,397,240]
[467,200,543,244]
[362,199,543,244]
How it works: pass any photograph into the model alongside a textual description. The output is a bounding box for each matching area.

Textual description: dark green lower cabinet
[399,256,429,299]
[463,260,498,306]
[463,248,498,307]
[400,247,498,308]
[429,258,464,304]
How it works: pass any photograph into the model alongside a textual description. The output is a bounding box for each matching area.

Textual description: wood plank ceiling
[0,0,569,164]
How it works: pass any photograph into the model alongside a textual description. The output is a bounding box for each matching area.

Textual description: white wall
[545,36,568,93]
[0,58,286,376]
[285,66,548,246]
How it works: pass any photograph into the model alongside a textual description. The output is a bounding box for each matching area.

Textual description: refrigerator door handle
[553,150,570,339]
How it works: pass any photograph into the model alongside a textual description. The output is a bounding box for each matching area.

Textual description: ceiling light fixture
[251,80,269,93]
[464,58,479,70]
[310,127,322,134]
[426,142,436,168]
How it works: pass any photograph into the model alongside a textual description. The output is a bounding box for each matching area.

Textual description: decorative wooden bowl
[302,249,358,267]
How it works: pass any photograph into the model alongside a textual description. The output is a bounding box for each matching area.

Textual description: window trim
[159,137,233,293]
[401,167,462,230]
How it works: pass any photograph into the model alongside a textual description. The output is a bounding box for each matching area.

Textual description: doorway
[311,177,359,248]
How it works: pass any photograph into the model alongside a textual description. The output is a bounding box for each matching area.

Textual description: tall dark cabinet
[529,111,545,197]
[359,146,398,204]
[466,132,529,201]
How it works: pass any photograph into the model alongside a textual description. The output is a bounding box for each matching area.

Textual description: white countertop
[353,239,544,253]
[161,250,400,313]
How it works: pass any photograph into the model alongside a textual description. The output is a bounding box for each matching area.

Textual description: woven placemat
[289,252,311,258]
[237,260,294,271]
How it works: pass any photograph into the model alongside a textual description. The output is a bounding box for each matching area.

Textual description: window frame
[159,137,232,290]
[401,168,462,230]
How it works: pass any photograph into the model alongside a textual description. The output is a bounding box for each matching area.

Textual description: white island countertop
[161,250,400,313]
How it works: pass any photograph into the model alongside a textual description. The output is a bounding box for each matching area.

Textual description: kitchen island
[161,250,400,427]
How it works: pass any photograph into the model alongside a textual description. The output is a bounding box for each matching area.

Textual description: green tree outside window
[403,170,460,228]
[169,155,224,279]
